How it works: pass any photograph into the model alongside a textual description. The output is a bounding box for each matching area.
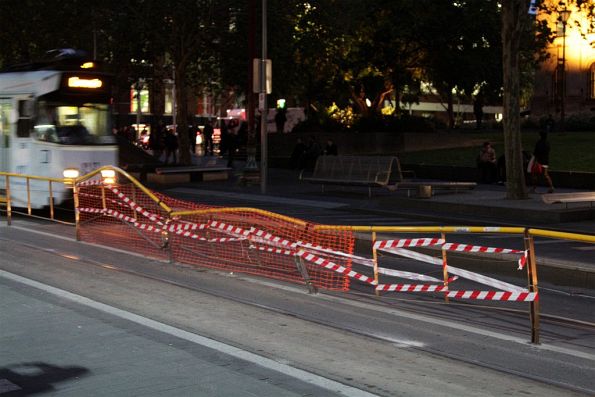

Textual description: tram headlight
[63,168,80,179]
[63,168,80,187]
[100,169,116,185]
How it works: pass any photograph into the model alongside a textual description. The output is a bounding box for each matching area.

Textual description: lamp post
[559,7,571,134]
[260,0,268,194]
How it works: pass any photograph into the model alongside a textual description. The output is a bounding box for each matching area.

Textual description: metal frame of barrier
[0,172,70,225]
[3,166,595,344]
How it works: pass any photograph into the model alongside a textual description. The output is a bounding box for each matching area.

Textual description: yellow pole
[101,183,107,210]
[49,181,54,220]
[524,230,540,344]
[73,184,80,241]
[372,231,380,296]
[441,232,449,303]
[5,175,11,226]
[26,177,31,215]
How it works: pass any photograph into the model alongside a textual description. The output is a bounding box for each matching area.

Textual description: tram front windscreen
[34,100,115,145]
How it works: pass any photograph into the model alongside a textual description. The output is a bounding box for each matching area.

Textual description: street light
[260,0,268,194]
[559,7,571,134]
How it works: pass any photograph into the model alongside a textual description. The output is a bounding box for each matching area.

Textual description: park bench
[542,192,595,208]
[300,155,476,197]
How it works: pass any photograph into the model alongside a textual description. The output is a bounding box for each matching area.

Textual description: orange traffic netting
[76,179,354,291]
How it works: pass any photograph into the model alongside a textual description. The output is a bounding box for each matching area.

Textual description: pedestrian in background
[203,119,214,155]
[529,131,554,193]
[164,128,178,165]
[323,138,338,156]
[477,141,497,183]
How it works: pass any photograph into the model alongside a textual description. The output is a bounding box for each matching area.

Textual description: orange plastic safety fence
[76,180,354,291]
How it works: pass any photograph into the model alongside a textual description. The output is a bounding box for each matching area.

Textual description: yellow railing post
[5,175,11,226]
[441,232,449,303]
[524,229,540,344]
[26,177,31,215]
[48,180,54,220]
[73,184,80,241]
[372,231,380,296]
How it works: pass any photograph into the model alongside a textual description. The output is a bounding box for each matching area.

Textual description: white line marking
[0,270,378,397]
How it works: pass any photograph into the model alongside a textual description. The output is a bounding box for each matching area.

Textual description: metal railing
[3,165,595,344]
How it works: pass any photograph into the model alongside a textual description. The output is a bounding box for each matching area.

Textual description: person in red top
[530,131,554,193]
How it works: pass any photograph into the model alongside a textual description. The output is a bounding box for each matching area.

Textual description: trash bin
[417,185,432,199]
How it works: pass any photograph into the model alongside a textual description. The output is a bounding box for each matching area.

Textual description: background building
[531,2,595,120]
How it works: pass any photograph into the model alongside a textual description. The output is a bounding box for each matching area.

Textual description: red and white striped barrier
[296,250,376,285]
[79,208,245,243]
[249,227,297,248]
[376,283,448,292]
[374,238,444,250]
[446,290,537,302]
[250,245,296,257]
[442,243,528,270]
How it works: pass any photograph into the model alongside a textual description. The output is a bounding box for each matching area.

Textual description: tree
[501,0,593,199]
[501,0,529,199]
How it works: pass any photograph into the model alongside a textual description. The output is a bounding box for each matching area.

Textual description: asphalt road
[1,223,594,396]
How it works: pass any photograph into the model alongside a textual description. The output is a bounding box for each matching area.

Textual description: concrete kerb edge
[353,231,595,290]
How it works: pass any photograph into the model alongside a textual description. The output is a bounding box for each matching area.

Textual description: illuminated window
[130,84,149,113]
[165,85,174,114]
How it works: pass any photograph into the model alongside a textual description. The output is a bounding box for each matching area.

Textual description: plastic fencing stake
[372,232,380,296]
[73,184,80,241]
[524,230,541,344]
[5,175,12,226]
[101,184,107,211]
[441,232,449,303]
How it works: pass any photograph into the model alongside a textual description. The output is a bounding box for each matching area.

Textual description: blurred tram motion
[0,49,118,208]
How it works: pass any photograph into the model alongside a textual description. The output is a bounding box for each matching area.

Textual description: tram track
[1,232,594,395]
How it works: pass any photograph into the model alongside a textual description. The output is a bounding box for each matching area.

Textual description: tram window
[17,100,33,138]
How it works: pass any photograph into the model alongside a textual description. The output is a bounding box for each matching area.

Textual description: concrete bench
[300,155,475,197]
[149,165,231,184]
[542,192,595,208]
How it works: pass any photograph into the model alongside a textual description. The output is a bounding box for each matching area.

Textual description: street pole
[559,8,571,135]
[260,0,268,194]
[136,79,142,134]
[172,65,177,134]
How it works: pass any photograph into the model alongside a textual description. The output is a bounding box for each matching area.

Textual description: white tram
[0,52,118,208]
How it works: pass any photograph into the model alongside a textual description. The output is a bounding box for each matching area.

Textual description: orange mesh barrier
[76,179,354,291]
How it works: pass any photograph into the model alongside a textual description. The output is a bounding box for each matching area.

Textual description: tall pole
[260,0,268,194]
[136,80,142,133]
[172,65,177,134]
[559,8,571,135]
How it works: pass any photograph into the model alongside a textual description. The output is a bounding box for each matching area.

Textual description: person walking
[164,128,179,165]
[530,131,554,193]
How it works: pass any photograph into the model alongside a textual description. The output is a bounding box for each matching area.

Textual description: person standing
[164,128,179,165]
[275,107,287,133]
[203,119,214,155]
[188,123,197,155]
[530,131,554,193]
[323,138,338,156]
[477,141,497,183]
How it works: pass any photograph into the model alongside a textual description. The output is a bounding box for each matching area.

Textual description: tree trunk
[502,0,527,199]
